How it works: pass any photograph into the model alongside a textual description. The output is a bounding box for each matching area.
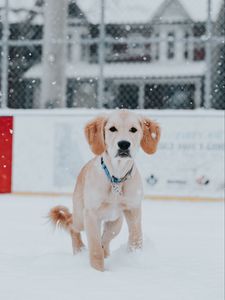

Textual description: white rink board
[11,109,224,198]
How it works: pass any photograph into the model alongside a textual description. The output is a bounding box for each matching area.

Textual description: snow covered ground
[0,194,224,300]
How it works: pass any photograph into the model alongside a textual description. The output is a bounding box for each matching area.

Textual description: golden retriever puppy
[49,110,160,271]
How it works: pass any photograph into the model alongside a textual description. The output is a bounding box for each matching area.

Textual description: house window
[113,43,127,54]
[143,43,151,61]
[90,44,98,63]
[184,32,189,60]
[67,34,72,61]
[167,32,175,59]
[145,43,151,50]
[155,33,160,60]
[194,44,205,61]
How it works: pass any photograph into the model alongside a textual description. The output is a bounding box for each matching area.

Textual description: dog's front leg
[124,207,143,251]
[102,216,123,258]
[84,209,104,271]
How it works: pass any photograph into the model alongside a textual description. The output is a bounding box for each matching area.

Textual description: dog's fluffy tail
[48,206,73,231]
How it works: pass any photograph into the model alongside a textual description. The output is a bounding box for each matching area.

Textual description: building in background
[212,0,225,109]
[0,0,224,109]
[0,0,42,107]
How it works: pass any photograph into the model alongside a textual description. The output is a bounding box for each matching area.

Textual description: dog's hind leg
[70,229,85,254]
[49,205,85,254]
[71,180,85,254]
[102,216,123,258]
[71,198,85,254]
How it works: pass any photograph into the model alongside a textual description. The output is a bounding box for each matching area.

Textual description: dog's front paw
[102,245,110,258]
[90,251,104,272]
[73,244,86,255]
[128,239,143,252]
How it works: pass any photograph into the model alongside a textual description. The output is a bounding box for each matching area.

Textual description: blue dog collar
[101,157,133,185]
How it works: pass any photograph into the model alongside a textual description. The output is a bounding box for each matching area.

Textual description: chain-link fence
[0,0,224,109]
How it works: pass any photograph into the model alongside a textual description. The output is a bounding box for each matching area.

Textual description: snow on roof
[0,0,41,23]
[76,0,164,25]
[0,0,222,24]
[24,61,206,79]
[30,14,43,25]
[76,0,223,23]
[0,0,37,10]
[180,0,222,22]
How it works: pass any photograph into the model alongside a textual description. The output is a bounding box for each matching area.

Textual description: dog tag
[112,183,122,196]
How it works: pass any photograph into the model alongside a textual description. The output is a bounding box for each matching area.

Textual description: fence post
[204,0,212,108]
[97,0,105,108]
[0,0,9,109]
[41,0,68,108]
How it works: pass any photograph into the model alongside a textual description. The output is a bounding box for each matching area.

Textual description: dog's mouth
[116,150,131,158]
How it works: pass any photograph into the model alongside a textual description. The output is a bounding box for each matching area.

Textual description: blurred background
[0,2,224,297]
[0,0,224,197]
[0,0,224,110]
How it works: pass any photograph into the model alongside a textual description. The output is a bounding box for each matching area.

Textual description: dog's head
[85,110,161,161]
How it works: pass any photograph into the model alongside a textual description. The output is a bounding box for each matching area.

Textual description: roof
[24,61,206,79]
[0,0,41,23]
[76,0,223,23]
[0,0,223,24]
[0,0,37,10]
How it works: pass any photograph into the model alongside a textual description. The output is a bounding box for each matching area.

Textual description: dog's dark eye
[130,127,137,133]
[109,126,117,132]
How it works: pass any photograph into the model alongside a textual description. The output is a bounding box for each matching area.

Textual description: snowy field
[0,195,224,300]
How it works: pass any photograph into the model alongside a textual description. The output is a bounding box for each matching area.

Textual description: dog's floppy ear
[140,118,161,154]
[85,116,107,155]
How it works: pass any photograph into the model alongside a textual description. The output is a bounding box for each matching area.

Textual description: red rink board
[0,117,13,193]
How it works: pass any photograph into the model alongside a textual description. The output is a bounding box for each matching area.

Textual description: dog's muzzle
[116,149,131,158]
[116,140,131,158]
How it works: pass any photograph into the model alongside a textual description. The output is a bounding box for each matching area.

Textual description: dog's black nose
[118,140,131,150]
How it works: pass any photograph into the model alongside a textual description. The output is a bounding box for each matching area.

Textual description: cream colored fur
[49,110,161,271]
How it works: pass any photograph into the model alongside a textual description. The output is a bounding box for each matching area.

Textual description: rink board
[0,109,224,199]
